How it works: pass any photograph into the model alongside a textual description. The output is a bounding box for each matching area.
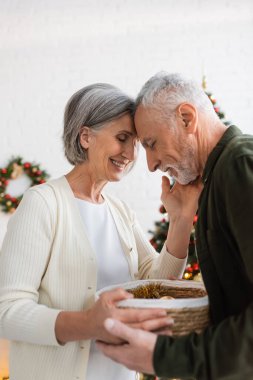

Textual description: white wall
[1,0,253,244]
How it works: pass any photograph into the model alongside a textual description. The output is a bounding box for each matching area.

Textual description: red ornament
[193,215,198,223]
[4,194,11,199]
[39,179,46,184]
[1,168,7,174]
[159,205,166,214]
[193,263,199,271]
[23,162,31,169]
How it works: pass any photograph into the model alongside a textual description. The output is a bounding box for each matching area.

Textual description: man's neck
[197,118,229,176]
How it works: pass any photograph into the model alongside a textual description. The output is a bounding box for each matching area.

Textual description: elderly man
[97,72,253,379]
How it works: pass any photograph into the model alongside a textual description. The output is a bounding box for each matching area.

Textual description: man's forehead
[135,105,156,121]
[134,105,167,139]
[134,106,156,134]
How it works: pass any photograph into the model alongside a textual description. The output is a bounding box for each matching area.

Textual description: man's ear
[177,103,198,133]
[79,126,92,149]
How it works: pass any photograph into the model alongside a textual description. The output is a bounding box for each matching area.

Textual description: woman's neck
[65,164,107,204]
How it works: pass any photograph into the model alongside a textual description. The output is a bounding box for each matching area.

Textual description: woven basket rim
[96,279,209,309]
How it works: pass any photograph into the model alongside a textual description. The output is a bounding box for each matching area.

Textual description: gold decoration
[193,272,202,282]
[10,163,24,179]
[183,272,193,280]
[202,75,207,90]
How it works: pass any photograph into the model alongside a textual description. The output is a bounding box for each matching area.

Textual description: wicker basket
[97,279,209,336]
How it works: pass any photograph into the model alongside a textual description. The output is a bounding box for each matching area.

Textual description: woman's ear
[177,103,198,134]
[79,126,91,149]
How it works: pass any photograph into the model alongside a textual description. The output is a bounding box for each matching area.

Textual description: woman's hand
[55,288,173,345]
[86,288,173,344]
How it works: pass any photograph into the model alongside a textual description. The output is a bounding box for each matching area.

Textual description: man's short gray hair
[136,72,216,121]
[63,83,135,165]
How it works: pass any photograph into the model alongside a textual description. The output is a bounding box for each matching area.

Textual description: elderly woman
[0,83,199,380]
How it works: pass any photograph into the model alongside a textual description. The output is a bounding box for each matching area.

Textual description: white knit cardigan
[0,176,186,380]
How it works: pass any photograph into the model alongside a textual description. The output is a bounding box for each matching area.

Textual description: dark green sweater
[154,126,253,380]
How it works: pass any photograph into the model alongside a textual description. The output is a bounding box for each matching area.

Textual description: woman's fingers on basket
[119,307,167,323]
[100,288,133,304]
[129,315,174,332]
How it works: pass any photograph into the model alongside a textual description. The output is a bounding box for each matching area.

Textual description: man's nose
[146,151,159,172]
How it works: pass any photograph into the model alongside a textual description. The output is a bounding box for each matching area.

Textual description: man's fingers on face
[161,176,171,192]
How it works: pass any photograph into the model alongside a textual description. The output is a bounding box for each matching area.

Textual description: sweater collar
[201,125,242,185]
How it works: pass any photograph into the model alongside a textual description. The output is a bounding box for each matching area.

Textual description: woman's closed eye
[117,133,128,142]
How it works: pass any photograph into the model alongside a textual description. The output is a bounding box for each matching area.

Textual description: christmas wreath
[0,156,49,213]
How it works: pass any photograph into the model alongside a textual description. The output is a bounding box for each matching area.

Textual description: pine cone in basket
[127,283,206,299]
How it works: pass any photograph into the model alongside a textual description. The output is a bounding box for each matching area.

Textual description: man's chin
[176,176,198,186]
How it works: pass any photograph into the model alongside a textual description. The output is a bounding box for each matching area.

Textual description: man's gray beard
[172,166,198,185]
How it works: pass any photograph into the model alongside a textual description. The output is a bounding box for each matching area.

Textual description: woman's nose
[123,140,138,161]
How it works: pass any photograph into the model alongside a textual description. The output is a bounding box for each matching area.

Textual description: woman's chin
[107,172,125,182]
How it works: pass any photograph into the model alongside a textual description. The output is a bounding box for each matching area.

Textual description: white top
[76,198,135,380]
[76,198,132,290]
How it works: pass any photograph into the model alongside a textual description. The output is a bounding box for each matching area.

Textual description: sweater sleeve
[0,188,61,346]
[132,213,187,280]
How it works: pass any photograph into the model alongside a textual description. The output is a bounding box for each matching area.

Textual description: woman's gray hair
[136,72,217,122]
[63,83,135,165]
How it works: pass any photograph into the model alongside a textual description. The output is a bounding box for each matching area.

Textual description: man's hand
[96,318,157,375]
[161,176,203,221]
[161,176,203,258]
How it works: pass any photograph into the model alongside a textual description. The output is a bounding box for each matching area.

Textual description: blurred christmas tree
[148,76,230,281]
[149,203,200,281]
[202,75,230,126]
